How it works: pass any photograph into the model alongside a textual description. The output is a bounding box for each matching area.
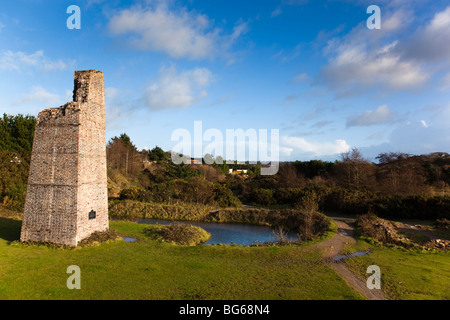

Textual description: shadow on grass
[0,217,22,243]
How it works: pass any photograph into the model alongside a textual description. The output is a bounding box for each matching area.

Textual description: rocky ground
[358,215,449,251]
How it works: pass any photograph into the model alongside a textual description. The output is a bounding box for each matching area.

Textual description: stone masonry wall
[75,70,108,243]
[20,70,109,247]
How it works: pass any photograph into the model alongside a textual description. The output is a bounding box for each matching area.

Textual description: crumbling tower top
[73,70,105,106]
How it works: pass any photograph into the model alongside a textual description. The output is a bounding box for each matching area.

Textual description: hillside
[1,113,449,221]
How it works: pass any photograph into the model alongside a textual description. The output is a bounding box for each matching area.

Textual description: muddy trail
[314,217,388,300]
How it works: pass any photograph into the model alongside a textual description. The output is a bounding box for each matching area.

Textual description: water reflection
[137,218,298,246]
[333,250,371,262]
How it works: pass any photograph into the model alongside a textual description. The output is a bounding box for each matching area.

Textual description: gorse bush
[0,114,36,153]
[369,195,450,220]
[253,188,275,206]
[0,151,30,212]
[109,199,213,221]
[119,177,241,208]
[144,224,211,246]
[212,184,241,208]
[119,187,145,201]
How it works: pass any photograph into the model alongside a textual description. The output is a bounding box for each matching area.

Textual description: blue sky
[1,0,449,162]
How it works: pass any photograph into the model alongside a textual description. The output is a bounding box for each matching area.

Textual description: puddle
[333,250,371,262]
[122,237,137,242]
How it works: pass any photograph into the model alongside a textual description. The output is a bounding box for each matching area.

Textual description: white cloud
[366,132,385,141]
[0,50,73,72]
[280,146,294,156]
[229,21,249,44]
[402,6,450,62]
[440,72,450,90]
[382,8,414,33]
[13,86,60,106]
[312,120,333,128]
[64,90,73,102]
[104,87,134,129]
[320,37,428,94]
[144,66,213,110]
[389,113,450,154]
[316,7,450,95]
[271,7,282,17]
[347,104,395,127]
[105,87,119,100]
[281,136,350,157]
[420,120,428,128]
[108,4,247,61]
[292,72,309,83]
[361,104,450,158]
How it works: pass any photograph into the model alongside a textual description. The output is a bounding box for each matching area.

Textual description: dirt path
[393,221,437,240]
[314,217,388,300]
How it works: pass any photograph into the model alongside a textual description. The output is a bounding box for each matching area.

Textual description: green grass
[343,240,450,300]
[0,218,362,300]
[2,214,447,300]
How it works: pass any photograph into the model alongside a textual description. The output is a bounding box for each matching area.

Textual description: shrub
[108,199,213,221]
[119,187,145,201]
[79,229,119,246]
[371,195,450,220]
[213,184,241,208]
[294,194,330,241]
[144,224,210,245]
[322,187,375,215]
[254,188,276,206]
[435,218,450,230]
[272,188,302,204]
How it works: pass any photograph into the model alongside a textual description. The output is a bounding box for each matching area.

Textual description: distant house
[229,169,248,175]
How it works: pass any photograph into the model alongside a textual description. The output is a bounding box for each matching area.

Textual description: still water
[137,218,299,246]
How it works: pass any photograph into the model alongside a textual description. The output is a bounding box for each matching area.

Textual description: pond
[137,218,299,246]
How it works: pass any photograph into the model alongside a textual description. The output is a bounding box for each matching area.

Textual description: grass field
[1,215,448,300]
[342,239,450,300]
[0,218,362,300]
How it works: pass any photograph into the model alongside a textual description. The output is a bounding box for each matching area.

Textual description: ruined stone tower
[20,70,109,247]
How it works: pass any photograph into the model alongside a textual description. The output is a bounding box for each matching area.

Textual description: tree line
[0,114,36,211]
[108,132,449,220]
[1,113,449,220]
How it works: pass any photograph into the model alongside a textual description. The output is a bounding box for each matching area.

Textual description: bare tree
[338,148,375,190]
[277,162,305,188]
[375,153,426,196]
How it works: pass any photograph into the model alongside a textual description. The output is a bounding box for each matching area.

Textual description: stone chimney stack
[20,70,109,247]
